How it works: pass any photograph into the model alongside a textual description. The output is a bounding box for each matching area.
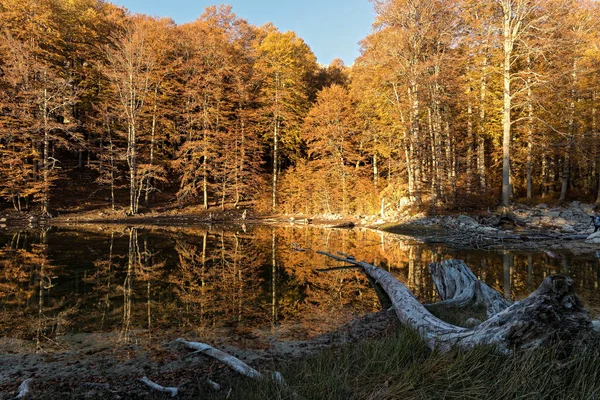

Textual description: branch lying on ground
[176,339,295,396]
[139,376,178,397]
[177,339,263,379]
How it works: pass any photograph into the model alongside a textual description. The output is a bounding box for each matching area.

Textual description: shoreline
[1,199,596,252]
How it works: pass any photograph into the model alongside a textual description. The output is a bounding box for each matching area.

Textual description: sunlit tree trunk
[410,79,422,204]
[272,72,280,212]
[145,85,159,206]
[501,1,513,207]
[478,52,489,192]
[526,55,534,200]
[466,85,474,194]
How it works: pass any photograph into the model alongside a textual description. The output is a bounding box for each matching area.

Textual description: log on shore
[318,251,595,353]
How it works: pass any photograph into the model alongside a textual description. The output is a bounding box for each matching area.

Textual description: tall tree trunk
[560,59,578,203]
[501,6,513,208]
[42,86,50,215]
[428,107,439,205]
[526,55,534,200]
[272,73,280,212]
[478,33,490,193]
[466,84,474,194]
[107,121,116,211]
[145,85,159,206]
[373,152,378,188]
[394,83,415,204]
[203,104,209,211]
[128,123,138,215]
[409,81,422,204]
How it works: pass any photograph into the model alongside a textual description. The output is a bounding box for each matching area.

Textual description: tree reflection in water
[0,225,598,351]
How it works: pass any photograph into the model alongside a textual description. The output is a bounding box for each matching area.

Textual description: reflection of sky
[111,0,374,66]
[1,226,599,348]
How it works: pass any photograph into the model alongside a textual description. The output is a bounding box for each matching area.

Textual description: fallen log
[318,251,595,353]
[429,259,511,318]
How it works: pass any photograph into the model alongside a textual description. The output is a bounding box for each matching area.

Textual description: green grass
[203,325,600,400]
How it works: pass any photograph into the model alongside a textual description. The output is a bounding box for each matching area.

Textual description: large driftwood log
[429,259,511,317]
[318,251,594,353]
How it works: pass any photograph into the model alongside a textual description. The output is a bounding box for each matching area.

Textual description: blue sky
[112,0,374,66]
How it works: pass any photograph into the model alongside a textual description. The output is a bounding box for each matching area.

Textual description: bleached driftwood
[207,378,222,391]
[13,379,33,399]
[429,259,511,317]
[318,251,594,354]
[139,376,178,397]
[177,339,299,397]
[177,339,263,379]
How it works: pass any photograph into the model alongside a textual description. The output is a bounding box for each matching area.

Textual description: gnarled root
[429,259,511,317]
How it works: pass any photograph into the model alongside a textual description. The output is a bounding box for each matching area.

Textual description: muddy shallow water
[0,224,599,394]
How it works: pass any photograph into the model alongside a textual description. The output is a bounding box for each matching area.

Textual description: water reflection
[0,225,599,351]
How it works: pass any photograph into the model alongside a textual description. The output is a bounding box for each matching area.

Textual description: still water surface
[1,225,599,351]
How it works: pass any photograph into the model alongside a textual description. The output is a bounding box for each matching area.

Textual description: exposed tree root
[429,259,511,317]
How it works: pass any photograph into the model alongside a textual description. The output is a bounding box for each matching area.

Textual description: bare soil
[0,311,397,399]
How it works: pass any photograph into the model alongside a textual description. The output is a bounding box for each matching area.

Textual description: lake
[1,224,599,353]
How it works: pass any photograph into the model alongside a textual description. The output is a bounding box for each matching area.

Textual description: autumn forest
[1,0,600,217]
